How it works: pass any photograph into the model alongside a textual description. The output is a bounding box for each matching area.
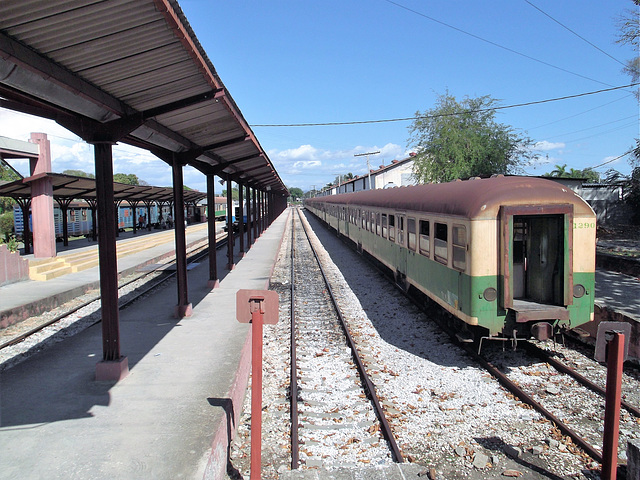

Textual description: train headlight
[483,287,497,302]
[573,284,586,298]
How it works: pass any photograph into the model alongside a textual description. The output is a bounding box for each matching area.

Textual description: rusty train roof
[306,176,596,219]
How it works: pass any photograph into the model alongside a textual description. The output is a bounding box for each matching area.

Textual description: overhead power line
[251,83,639,128]
[523,0,626,67]
[586,149,635,171]
[382,0,617,88]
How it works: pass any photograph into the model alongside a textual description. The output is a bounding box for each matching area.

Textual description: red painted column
[238,182,245,256]
[245,184,252,248]
[172,156,192,318]
[252,187,258,242]
[226,178,235,270]
[602,332,625,480]
[250,307,263,480]
[29,133,56,258]
[94,141,128,381]
[206,174,219,289]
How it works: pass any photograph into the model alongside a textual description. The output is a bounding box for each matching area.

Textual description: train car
[13,202,160,238]
[223,201,253,232]
[305,176,596,344]
[14,202,94,239]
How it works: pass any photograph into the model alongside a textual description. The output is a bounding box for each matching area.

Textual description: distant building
[319,155,416,196]
[540,177,629,225]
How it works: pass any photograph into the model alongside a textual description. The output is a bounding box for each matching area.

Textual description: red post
[602,332,624,480]
[236,290,279,480]
[250,305,263,480]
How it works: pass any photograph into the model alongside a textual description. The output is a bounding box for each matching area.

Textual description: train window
[382,214,388,238]
[388,215,395,242]
[81,210,87,221]
[361,210,366,228]
[452,225,467,271]
[419,220,430,256]
[69,210,76,222]
[376,213,381,235]
[434,222,448,265]
[407,218,416,251]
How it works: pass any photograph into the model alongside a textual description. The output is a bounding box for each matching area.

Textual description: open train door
[500,205,573,325]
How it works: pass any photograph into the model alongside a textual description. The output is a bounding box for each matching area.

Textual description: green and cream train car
[305,176,596,341]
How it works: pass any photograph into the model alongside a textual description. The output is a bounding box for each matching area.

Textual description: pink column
[29,133,56,258]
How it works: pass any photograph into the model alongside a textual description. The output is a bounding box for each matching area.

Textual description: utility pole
[354,151,380,191]
[332,173,343,194]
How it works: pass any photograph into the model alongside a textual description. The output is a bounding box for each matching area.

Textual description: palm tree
[550,164,567,177]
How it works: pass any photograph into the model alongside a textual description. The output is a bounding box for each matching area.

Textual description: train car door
[501,206,573,322]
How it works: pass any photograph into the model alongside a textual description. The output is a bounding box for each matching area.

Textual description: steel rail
[290,211,300,469]
[303,208,623,473]
[461,343,604,464]
[296,208,404,463]
[522,341,640,418]
[0,235,227,351]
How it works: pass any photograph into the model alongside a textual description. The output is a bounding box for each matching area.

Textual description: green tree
[288,187,303,202]
[616,0,640,99]
[113,173,141,185]
[63,169,95,178]
[0,161,20,215]
[549,164,568,177]
[0,211,14,241]
[221,188,239,200]
[408,93,535,183]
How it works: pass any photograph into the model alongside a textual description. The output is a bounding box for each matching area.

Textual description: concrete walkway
[0,210,289,480]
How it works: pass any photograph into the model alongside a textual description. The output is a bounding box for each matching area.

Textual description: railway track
[289,207,401,469]
[0,234,228,367]
[229,208,637,479]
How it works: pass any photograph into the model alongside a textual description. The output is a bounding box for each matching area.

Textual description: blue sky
[2,0,638,193]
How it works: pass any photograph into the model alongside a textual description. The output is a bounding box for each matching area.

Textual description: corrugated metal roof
[0,172,207,204]
[0,0,286,195]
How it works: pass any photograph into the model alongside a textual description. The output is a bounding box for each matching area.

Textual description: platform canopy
[0,0,287,196]
[0,173,207,204]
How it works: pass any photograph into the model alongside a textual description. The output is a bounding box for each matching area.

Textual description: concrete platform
[0,211,290,480]
[0,223,214,328]
[585,268,640,362]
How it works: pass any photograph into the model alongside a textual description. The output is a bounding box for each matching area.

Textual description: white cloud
[292,160,322,169]
[269,142,405,190]
[533,141,565,151]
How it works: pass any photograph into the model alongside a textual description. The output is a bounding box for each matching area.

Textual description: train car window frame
[388,214,395,242]
[382,214,388,238]
[376,213,381,235]
[397,215,405,246]
[419,219,430,257]
[434,222,448,265]
[407,217,417,251]
[452,224,467,271]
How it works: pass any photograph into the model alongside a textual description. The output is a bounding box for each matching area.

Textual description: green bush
[0,211,14,241]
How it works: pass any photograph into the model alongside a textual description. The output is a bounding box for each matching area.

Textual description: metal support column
[226,178,235,270]
[252,187,258,242]
[206,174,219,289]
[245,184,252,247]
[172,155,192,318]
[238,181,245,256]
[94,142,128,380]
